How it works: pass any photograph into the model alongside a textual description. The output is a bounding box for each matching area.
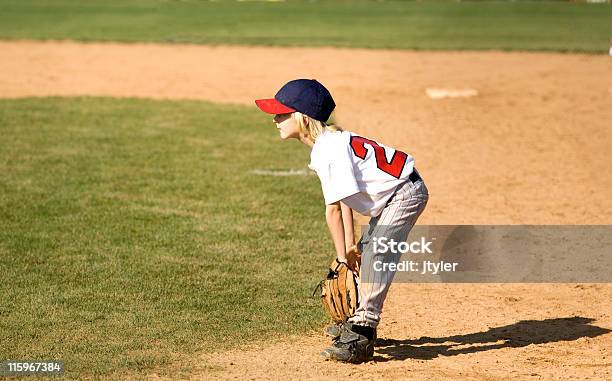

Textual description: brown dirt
[1,41,611,380]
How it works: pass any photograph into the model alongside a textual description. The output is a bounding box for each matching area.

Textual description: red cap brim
[255,98,296,115]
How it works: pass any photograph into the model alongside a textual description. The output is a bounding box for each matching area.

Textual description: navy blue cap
[255,79,336,122]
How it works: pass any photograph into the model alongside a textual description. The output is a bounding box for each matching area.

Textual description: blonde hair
[293,112,342,145]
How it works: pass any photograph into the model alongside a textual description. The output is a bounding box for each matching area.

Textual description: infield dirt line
[2,40,611,224]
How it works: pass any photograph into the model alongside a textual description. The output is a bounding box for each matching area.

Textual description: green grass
[0,0,611,52]
[0,97,330,378]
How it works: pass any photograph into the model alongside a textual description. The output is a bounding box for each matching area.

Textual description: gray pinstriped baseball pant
[348,178,429,329]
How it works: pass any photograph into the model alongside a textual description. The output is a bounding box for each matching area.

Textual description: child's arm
[340,202,355,251]
[325,202,347,263]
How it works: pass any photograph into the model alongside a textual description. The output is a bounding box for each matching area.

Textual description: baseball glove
[316,245,362,324]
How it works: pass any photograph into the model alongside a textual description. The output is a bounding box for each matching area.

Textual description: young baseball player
[255,79,429,363]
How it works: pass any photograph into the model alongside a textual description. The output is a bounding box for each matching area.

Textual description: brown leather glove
[319,257,359,324]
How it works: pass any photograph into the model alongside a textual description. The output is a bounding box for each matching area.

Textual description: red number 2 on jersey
[349,135,408,179]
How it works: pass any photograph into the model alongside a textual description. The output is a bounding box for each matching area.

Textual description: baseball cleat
[320,323,375,364]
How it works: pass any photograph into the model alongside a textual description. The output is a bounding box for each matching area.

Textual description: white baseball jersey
[308,130,415,217]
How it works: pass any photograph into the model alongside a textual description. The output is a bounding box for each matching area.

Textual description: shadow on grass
[374,317,611,362]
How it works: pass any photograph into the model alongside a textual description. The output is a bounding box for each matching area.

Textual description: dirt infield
[1,41,611,380]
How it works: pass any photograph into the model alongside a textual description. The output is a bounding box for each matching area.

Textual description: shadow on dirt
[374,317,611,362]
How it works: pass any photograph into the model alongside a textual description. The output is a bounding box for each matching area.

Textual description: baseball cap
[255,79,336,122]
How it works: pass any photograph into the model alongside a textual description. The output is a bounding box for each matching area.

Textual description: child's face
[273,113,300,140]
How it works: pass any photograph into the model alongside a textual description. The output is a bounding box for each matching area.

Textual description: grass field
[0,0,611,52]
[0,97,331,378]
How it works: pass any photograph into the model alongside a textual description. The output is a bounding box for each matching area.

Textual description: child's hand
[345,245,361,277]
